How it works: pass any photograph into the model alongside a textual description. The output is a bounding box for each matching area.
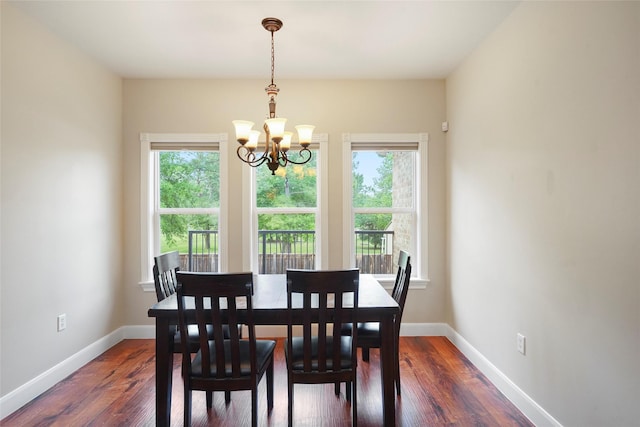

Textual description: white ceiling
[10,0,520,79]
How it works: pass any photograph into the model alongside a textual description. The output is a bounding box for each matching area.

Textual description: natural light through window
[254,152,319,274]
[157,151,220,272]
[139,133,228,286]
[343,133,427,283]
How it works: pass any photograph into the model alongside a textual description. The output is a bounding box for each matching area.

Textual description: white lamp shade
[232,120,254,143]
[265,118,287,140]
[295,125,315,146]
[280,132,293,151]
[246,130,260,150]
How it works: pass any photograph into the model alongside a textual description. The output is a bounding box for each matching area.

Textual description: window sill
[140,280,155,293]
[377,277,429,290]
[140,277,428,292]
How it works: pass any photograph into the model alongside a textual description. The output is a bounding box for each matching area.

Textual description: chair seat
[286,336,353,370]
[341,322,380,339]
[192,339,276,377]
[177,324,236,345]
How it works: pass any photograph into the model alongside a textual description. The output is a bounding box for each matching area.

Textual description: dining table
[147,273,400,426]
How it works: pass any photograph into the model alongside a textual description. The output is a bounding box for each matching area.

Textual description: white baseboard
[122,323,451,339]
[0,327,126,419]
[255,323,448,338]
[444,325,562,427]
[122,324,288,339]
[1,323,559,427]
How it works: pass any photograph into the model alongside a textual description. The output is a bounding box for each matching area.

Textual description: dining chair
[176,272,276,427]
[153,250,181,302]
[285,268,360,426]
[153,251,240,404]
[341,250,411,396]
[153,251,197,351]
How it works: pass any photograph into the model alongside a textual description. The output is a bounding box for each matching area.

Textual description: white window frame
[139,133,228,290]
[241,133,329,272]
[342,132,428,289]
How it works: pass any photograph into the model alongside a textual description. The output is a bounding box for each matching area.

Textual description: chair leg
[267,358,274,411]
[352,375,358,427]
[395,351,402,396]
[225,390,231,404]
[252,387,258,427]
[361,347,370,362]
[184,387,192,427]
[206,391,212,408]
[334,382,340,395]
[346,381,352,402]
[395,338,401,396]
[288,377,294,426]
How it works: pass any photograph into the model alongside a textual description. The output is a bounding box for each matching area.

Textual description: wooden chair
[341,250,411,396]
[153,251,239,404]
[176,272,276,427]
[153,251,181,302]
[285,269,360,426]
[153,251,197,351]
[154,252,207,350]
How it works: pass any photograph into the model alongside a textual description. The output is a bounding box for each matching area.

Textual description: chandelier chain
[270,30,275,86]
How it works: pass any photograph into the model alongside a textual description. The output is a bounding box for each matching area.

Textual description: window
[243,134,328,273]
[342,133,428,285]
[139,133,228,287]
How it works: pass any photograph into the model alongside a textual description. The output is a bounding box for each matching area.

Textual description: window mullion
[158,207,219,215]
[352,207,413,214]
[256,207,317,215]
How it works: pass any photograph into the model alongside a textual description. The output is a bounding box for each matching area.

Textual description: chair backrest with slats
[153,251,181,302]
[391,250,412,335]
[175,272,255,382]
[286,269,359,374]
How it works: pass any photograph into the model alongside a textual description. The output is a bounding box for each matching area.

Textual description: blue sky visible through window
[354,151,384,187]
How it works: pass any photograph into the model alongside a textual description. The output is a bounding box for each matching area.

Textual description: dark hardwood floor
[1,337,533,426]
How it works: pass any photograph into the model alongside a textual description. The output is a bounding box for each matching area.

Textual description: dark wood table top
[148,273,399,324]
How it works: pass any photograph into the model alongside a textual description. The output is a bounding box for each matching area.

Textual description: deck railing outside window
[258,230,316,273]
[354,230,394,274]
[187,230,219,272]
[186,230,394,274]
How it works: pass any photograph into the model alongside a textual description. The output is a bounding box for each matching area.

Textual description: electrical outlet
[517,333,526,355]
[57,314,67,332]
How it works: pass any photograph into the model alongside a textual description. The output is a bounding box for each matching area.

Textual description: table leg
[155,317,174,427]
[379,314,396,426]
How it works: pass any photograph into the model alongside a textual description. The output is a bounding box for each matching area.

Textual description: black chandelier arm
[237,145,269,168]
[279,147,312,166]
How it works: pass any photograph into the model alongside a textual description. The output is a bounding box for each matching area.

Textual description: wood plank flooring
[1,337,534,426]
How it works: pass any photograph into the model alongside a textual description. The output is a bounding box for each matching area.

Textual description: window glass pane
[352,151,414,209]
[257,213,316,273]
[160,214,219,272]
[159,151,220,208]
[256,151,317,208]
[354,212,412,274]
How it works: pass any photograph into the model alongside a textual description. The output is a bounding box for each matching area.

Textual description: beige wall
[446,2,640,425]
[9,1,637,424]
[0,2,448,405]
[122,79,448,326]
[1,3,123,396]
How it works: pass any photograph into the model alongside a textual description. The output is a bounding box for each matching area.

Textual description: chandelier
[233,18,315,175]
